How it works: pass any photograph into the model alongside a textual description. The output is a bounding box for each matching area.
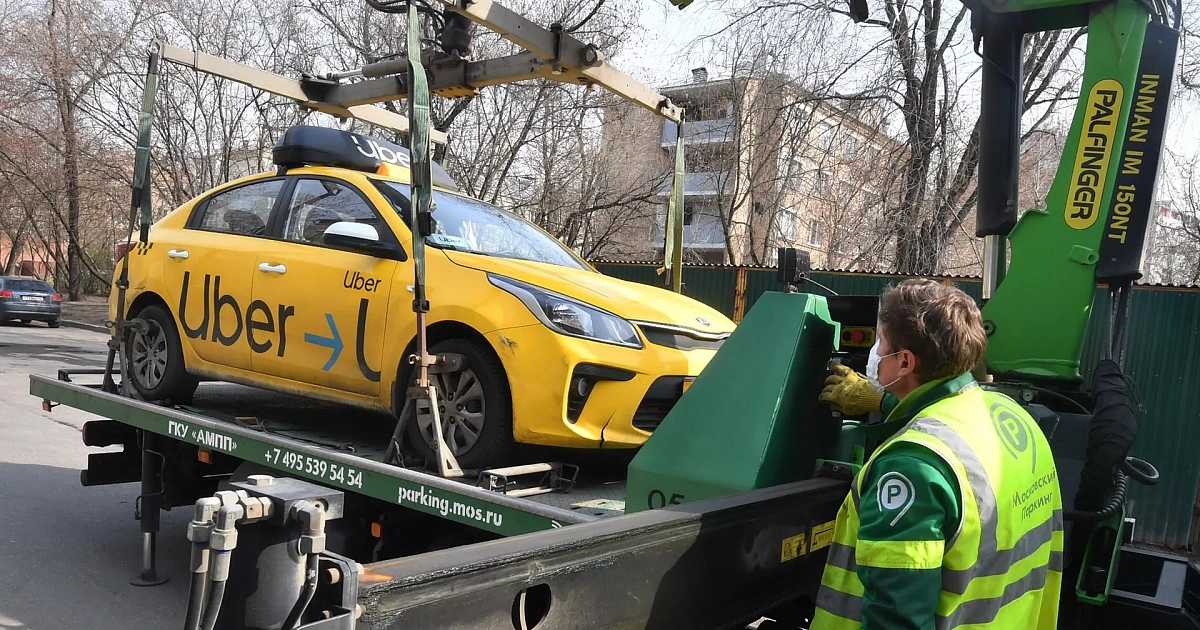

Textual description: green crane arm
[970,0,1177,381]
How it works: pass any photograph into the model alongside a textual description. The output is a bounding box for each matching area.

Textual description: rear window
[2,279,53,292]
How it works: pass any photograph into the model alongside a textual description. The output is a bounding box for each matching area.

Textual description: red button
[851,330,864,343]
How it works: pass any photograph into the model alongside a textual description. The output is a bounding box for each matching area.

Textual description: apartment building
[1144,202,1199,285]
[597,67,904,267]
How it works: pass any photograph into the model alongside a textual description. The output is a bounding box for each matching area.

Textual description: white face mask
[866,339,902,392]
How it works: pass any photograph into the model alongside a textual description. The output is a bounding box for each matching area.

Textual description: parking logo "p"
[877,472,916,526]
[992,401,1037,473]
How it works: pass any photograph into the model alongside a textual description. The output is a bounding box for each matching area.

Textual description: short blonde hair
[878,279,987,382]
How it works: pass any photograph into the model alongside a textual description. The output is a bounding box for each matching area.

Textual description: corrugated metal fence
[594,262,1200,550]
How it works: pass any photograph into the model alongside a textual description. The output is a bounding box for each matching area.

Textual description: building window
[833,227,851,254]
[845,135,859,159]
[860,192,881,213]
[838,182,855,203]
[779,210,799,242]
[787,160,806,190]
[814,171,831,196]
[807,219,825,248]
[818,123,835,152]
[684,203,695,226]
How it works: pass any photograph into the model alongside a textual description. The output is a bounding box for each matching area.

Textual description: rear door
[251,176,401,397]
[158,178,286,371]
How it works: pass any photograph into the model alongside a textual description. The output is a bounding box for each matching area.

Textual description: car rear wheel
[20,319,30,324]
[126,304,198,404]
[403,338,514,470]
[47,320,59,328]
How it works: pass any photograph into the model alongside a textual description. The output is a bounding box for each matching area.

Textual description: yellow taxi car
[113,125,734,467]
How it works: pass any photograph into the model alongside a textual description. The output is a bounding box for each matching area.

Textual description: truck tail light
[0,290,12,298]
[115,241,135,262]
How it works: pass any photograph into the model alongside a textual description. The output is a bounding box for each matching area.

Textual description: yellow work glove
[819,361,883,416]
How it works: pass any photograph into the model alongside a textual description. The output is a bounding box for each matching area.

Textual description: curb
[60,319,111,334]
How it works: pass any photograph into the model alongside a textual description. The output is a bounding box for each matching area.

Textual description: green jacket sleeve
[856,443,961,630]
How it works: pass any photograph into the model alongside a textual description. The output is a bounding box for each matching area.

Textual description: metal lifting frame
[154,42,450,146]
[312,0,689,292]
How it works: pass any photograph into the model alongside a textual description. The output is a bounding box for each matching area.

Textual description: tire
[403,338,514,470]
[125,304,199,403]
[46,320,59,328]
[20,319,31,324]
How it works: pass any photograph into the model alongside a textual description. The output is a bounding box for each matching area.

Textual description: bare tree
[0,0,148,296]
[1149,152,1200,285]
[717,0,1084,274]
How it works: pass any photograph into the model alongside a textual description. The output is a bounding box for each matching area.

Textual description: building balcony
[661,118,735,146]
[652,220,727,249]
[656,171,732,197]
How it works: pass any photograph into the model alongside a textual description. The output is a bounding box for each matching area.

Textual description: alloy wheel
[416,367,487,456]
[130,321,169,390]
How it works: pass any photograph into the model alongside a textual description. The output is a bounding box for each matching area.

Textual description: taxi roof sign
[272,125,459,191]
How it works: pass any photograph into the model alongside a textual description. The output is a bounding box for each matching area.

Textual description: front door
[159,178,285,371]
[251,176,401,397]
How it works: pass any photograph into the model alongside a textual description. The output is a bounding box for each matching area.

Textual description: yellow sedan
[113,125,734,468]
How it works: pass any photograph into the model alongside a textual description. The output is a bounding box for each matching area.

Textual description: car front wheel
[403,338,514,470]
[125,304,199,404]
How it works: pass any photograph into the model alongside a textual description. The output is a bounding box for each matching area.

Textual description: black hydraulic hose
[1066,469,1128,522]
[982,382,1090,415]
[198,504,240,630]
[183,572,208,630]
[1122,456,1160,486]
[198,580,226,630]
[282,552,321,630]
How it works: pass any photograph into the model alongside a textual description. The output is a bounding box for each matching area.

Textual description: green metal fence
[593,262,1200,550]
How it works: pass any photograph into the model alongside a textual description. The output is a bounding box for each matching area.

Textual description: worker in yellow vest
[813,279,1063,630]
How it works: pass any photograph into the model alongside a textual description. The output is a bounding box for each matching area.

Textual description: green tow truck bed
[30,372,618,537]
[29,370,850,629]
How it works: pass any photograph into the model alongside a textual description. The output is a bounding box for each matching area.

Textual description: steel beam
[358,477,847,629]
[157,43,449,146]
[435,0,684,122]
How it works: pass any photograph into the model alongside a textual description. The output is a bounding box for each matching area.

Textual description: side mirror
[322,222,406,260]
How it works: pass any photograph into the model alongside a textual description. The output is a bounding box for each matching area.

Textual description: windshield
[2,278,53,292]
[374,181,589,271]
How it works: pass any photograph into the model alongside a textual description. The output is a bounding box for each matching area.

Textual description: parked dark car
[0,277,61,327]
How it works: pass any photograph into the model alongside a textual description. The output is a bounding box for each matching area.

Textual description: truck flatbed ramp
[31,373,604,536]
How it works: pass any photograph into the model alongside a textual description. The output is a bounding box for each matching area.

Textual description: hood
[445,251,736,334]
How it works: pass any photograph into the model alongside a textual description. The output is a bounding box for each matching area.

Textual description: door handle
[258,263,287,274]
[167,249,189,260]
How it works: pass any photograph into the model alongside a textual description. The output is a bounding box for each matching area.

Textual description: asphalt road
[0,322,187,629]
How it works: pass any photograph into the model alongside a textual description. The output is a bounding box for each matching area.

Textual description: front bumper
[485,324,718,450]
[0,301,61,321]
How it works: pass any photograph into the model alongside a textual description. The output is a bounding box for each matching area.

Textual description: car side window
[283,179,387,245]
[194,179,284,236]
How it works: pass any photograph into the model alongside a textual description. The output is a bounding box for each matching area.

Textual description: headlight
[488,274,643,349]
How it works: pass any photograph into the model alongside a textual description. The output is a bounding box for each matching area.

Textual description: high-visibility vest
[811,384,1063,629]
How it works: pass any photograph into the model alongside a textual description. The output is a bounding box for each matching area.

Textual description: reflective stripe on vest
[811,386,1063,630]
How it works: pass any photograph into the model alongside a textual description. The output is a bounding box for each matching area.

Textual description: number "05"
[647,489,685,509]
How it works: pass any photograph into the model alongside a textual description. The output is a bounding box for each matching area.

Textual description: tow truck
[28,0,1200,628]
